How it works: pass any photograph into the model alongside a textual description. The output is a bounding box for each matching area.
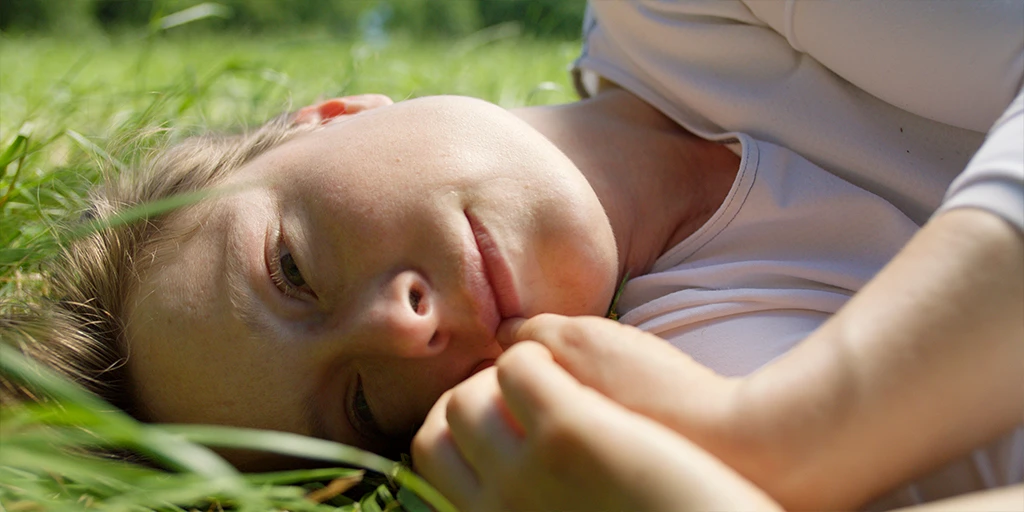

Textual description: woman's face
[125,95,618,463]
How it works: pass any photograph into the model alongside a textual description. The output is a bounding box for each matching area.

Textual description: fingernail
[496,317,526,350]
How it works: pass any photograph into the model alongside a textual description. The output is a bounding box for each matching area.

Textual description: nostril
[408,289,423,314]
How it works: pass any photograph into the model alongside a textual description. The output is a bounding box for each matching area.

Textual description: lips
[465,211,522,330]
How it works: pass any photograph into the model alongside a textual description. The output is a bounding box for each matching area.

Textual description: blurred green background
[0,0,587,39]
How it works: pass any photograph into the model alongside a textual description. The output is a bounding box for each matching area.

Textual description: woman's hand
[495,209,1024,511]
[411,339,778,512]
[497,314,749,467]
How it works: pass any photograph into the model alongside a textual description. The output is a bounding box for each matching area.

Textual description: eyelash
[268,240,316,300]
[350,375,384,441]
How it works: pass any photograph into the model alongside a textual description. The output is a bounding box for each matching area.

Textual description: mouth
[465,210,523,329]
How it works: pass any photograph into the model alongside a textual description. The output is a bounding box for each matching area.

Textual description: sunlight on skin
[125,95,619,466]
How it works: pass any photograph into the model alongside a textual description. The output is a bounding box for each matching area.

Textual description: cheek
[540,246,616,317]
[131,329,313,433]
[532,200,618,317]
[128,280,309,432]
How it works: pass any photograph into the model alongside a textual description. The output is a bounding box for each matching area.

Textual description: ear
[293,94,394,126]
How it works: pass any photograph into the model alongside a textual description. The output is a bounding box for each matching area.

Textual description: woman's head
[11,94,620,465]
[1,107,321,415]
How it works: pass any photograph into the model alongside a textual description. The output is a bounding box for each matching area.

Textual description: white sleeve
[741,0,1024,133]
[936,88,1024,231]
[741,0,1024,230]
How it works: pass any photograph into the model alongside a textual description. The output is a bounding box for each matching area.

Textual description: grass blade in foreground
[0,343,457,511]
[159,424,458,512]
[0,343,241,479]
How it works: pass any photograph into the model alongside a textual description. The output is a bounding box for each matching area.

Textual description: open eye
[268,243,314,299]
[279,251,306,287]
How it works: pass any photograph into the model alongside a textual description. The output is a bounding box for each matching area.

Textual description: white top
[617,134,919,377]
[572,0,1024,507]
[573,0,1024,229]
[940,90,1024,229]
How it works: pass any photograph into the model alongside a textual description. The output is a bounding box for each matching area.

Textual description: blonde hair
[1,113,317,415]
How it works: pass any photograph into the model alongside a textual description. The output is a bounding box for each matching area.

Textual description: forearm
[732,208,1024,509]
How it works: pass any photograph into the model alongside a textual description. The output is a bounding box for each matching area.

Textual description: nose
[361,270,448,358]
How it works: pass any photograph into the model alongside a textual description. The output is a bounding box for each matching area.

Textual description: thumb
[496,316,527,350]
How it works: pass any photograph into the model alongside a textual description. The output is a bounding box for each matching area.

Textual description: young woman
[5,1,1021,510]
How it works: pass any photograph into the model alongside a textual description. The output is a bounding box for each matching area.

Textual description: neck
[513,89,739,280]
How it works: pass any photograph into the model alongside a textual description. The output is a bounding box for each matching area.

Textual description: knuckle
[560,319,611,356]
[410,428,439,472]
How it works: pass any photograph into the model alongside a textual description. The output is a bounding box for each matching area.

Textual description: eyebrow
[221,209,335,443]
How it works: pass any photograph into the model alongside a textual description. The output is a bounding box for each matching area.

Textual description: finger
[494,341,586,434]
[506,314,719,405]
[498,313,571,347]
[502,313,641,369]
[411,390,479,507]
[502,316,736,445]
[496,317,526,350]
[444,367,523,476]
[502,314,633,388]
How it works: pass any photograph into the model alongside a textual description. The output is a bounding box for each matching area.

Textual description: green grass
[0,26,581,511]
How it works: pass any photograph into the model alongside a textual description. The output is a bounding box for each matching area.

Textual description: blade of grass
[64,129,127,173]
[243,467,364,486]
[392,466,455,512]
[0,130,30,209]
[0,342,126,417]
[156,424,398,475]
[157,424,458,512]
[157,3,232,31]
[0,344,241,480]
[62,183,247,243]
[396,486,431,512]
[0,128,30,171]
[1,443,147,496]
[304,472,363,504]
